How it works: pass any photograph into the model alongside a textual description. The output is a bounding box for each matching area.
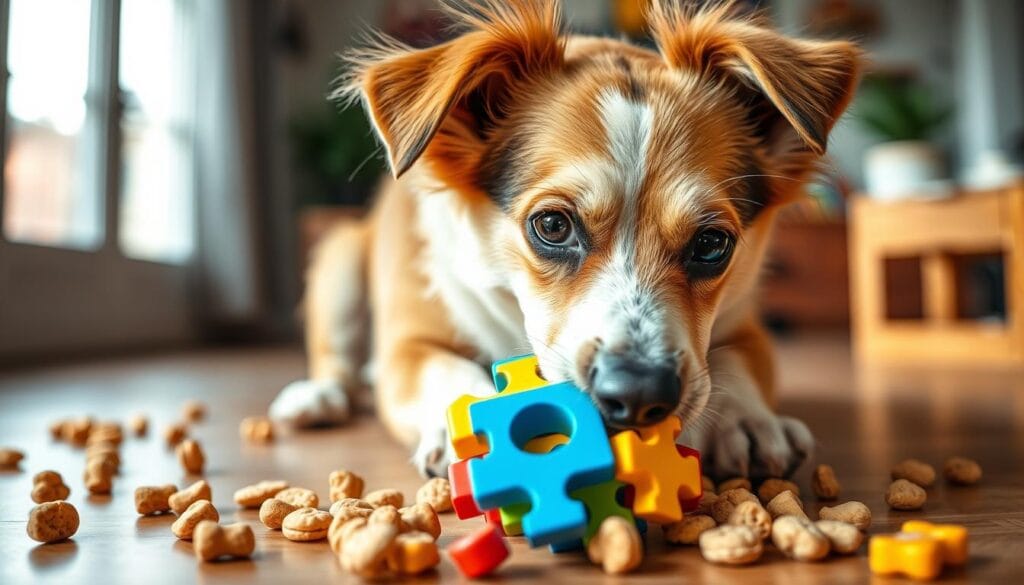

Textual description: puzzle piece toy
[902,521,969,566]
[869,532,944,581]
[467,381,615,546]
[496,436,632,544]
[447,355,548,459]
[610,416,701,524]
[491,353,548,392]
[523,432,570,454]
[448,524,510,578]
[449,458,484,519]
[676,444,703,512]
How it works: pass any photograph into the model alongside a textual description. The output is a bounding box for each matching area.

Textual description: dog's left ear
[647,2,861,162]
[341,0,564,182]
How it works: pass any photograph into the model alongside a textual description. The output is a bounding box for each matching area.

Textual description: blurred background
[2,0,1023,366]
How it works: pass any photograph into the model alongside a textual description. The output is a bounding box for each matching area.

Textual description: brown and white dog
[270,0,861,480]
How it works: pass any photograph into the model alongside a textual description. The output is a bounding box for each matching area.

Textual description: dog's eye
[686,228,735,278]
[531,211,576,246]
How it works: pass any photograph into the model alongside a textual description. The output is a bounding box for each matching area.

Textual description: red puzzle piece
[448,524,510,578]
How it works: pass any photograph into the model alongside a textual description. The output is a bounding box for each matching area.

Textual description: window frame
[1,0,196,263]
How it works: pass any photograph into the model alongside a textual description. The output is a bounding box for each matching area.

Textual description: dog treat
[84,457,114,495]
[275,486,319,509]
[718,477,751,493]
[169,480,212,515]
[663,514,717,545]
[183,400,206,422]
[812,464,841,500]
[172,500,220,540]
[891,459,936,488]
[234,479,289,508]
[330,497,375,518]
[329,515,368,554]
[819,501,872,530]
[87,449,120,476]
[815,520,864,554]
[163,423,187,448]
[176,439,205,475]
[283,507,333,542]
[338,522,400,578]
[260,498,299,529]
[699,524,763,565]
[32,471,71,504]
[701,475,716,495]
[887,479,927,510]
[87,422,123,446]
[135,484,178,515]
[49,420,66,440]
[85,442,120,468]
[415,477,452,512]
[728,500,772,540]
[766,490,807,520]
[587,516,643,575]
[193,521,255,562]
[758,478,800,503]
[711,488,758,524]
[365,488,404,509]
[0,447,25,468]
[62,417,94,446]
[27,501,80,543]
[368,505,403,531]
[329,469,365,502]
[696,491,718,516]
[239,416,274,443]
[943,456,982,485]
[129,414,148,437]
[400,503,441,539]
[771,515,831,562]
[387,531,441,575]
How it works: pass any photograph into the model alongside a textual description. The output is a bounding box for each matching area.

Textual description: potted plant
[856,74,953,200]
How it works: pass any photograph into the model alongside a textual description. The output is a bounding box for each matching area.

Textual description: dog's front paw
[695,410,814,481]
[411,426,454,479]
[269,379,351,428]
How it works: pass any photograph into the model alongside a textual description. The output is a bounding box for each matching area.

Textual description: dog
[269,0,861,480]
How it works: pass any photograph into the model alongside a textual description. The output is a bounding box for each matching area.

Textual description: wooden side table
[848,182,1024,363]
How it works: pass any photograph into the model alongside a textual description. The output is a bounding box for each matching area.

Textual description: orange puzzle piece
[609,416,701,524]
[869,532,944,581]
[446,355,550,459]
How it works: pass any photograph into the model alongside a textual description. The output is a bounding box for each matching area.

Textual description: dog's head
[344,0,860,429]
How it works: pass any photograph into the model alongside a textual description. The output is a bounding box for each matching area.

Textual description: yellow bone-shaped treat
[902,520,969,566]
[869,532,943,581]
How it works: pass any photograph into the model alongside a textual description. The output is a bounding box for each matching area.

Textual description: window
[118,0,196,262]
[3,0,100,248]
[2,0,196,263]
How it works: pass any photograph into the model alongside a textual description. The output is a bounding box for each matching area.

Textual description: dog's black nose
[590,353,680,428]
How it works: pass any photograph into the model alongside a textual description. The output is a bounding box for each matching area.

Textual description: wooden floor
[1,335,1023,584]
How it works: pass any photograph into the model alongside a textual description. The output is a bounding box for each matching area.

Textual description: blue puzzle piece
[467,381,615,547]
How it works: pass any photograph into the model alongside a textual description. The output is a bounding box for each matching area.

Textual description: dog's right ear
[340,0,564,179]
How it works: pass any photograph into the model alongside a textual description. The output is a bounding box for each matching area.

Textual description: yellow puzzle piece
[610,416,701,524]
[446,355,550,459]
[869,532,944,581]
[902,521,969,566]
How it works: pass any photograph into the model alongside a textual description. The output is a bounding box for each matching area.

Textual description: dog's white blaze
[542,91,688,384]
